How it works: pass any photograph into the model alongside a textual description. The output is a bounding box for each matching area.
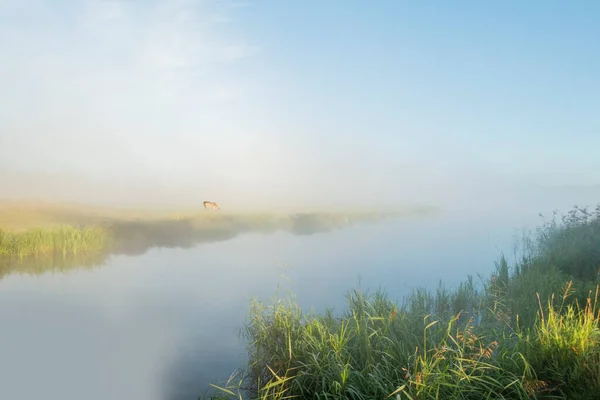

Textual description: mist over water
[0,202,581,400]
[1,1,599,399]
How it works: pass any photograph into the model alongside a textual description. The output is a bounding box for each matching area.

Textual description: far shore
[0,199,437,278]
[0,199,437,232]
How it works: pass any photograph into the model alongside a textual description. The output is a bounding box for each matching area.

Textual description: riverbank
[0,200,435,278]
[206,205,600,399]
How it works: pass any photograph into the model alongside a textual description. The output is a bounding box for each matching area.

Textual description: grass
[0,200,430,278]
[0,200,434,233]
[205,204,600,400]
[0,225,109,259]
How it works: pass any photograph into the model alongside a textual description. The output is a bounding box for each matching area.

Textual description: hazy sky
[1,0,599,208]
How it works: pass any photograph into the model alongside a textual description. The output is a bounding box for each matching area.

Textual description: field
[205,205,600,400]
[0,200,434,278]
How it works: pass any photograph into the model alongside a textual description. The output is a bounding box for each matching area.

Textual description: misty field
[0,201,433,278]
[205,205,600,400]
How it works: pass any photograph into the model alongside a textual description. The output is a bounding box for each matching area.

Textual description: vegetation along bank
[206,205,600,400]
[0,201,430,278]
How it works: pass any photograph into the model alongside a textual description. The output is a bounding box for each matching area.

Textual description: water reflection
[0,212,409,280]
[0,251,110,280]
[291,213,356,235]
[109,212,409,255]
[0,208,537,400]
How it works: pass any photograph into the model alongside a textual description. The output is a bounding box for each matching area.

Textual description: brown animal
[203,201,220,211]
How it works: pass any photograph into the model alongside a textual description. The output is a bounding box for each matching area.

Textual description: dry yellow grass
[1,200,423,270]
[0,200,208,232]
[0,200,435,233]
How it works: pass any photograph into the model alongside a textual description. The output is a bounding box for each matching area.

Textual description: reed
[0,200,406,266]
[0,225,110,259]
[206,204,600,400]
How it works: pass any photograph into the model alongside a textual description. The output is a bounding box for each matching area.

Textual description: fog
[2,4,600,399]
[1,1,599,212]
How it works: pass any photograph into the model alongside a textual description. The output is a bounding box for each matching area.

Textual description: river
[0,203,580,399]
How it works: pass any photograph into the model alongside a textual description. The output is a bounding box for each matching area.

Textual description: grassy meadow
[0,200,430,278]
[205,205,600,400]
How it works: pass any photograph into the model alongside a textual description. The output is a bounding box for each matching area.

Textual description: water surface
[0,207,554,399]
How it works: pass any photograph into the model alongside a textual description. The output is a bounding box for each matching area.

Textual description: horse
[203,201,220,211]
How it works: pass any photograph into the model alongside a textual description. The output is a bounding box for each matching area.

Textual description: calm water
[0,206,565,400]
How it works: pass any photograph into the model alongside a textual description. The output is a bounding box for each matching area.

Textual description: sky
[1,0,599,209]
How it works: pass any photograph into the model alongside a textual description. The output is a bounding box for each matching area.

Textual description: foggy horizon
[3,3,600,400]
[1,1,599,211]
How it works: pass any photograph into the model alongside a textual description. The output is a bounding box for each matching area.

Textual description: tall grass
[0,205,402,266]
[0,225,110,259]
[206,204,600,400]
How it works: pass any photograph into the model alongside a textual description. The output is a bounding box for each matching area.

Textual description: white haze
[1,0,598,213]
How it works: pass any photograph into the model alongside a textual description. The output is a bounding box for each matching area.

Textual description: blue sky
[0,0,598,207]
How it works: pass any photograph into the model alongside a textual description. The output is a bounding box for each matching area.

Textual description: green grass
[205,204,600,400]
[0,200,426,278]
[0,224,112,280]
[0,225,110,259]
